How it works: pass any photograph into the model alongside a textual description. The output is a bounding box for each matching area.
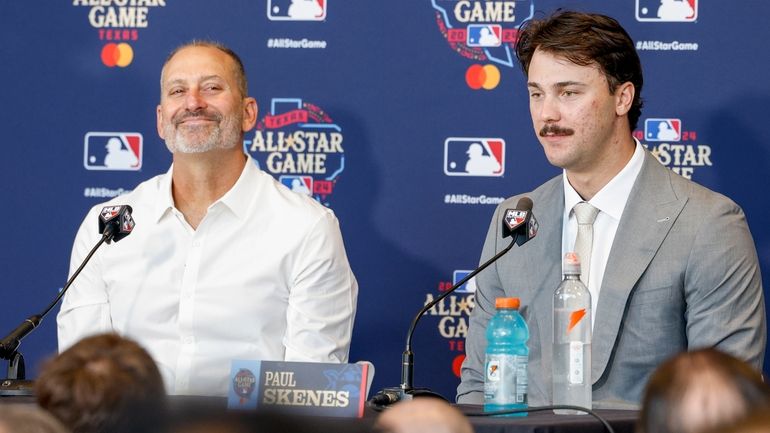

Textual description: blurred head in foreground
[0,405,70,433]
[375,398,473,433]
[36,333,167,433]
[638,348,770,433]
[168,409,372,433]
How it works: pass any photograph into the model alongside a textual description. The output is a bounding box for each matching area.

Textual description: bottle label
[484,354,528,404]
[569,341,583,385]
[567,308,587,333]
[486,359,501,382]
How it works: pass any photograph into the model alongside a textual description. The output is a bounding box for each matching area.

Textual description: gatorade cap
[564,252,581,275]
[495,297,520,309]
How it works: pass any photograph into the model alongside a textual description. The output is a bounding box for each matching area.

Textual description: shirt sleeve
[283,210,358,363]
[684,198,766,368]
[57,207,114,352]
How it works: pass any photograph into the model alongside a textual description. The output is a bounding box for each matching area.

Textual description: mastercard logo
[101,43,134,68]
[465,64,500,90]
[452,354,466,378]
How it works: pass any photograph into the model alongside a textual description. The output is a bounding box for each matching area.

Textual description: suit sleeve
[57,207,114,351]
[457,204,508,403]
[684,198,766,368]
[283,210,358,363]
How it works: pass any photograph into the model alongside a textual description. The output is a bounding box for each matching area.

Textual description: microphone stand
[0,230,113,396]
[370,233,520,407]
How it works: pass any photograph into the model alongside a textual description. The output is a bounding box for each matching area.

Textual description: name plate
[227,360,372,418]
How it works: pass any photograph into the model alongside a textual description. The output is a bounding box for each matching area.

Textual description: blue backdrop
[1,0,768,400]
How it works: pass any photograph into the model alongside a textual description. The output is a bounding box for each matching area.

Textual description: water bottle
[553,252,592,414]
[484,297,529,416]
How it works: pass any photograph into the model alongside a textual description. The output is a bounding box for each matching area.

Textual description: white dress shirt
[562,140,645,325]
[58,155,358,396]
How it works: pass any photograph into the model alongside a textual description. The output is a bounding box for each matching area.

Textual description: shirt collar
[152,153,258,223]
[217,154,259,220]
[563,138,645,221]
[153,164,176,223]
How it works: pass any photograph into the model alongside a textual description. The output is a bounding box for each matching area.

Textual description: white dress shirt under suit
[561,140,645,325]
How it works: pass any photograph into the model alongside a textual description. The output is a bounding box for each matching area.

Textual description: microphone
[0,205,135,395]
[98,205,135,244]
[502,197,538,245]
[368,197,538,408]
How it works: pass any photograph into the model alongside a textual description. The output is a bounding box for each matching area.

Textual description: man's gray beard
[164,114,241,154]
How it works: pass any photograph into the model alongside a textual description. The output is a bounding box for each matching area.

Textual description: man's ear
[242,97,258,132]
[615,82,635,117]
[156,105,165,139]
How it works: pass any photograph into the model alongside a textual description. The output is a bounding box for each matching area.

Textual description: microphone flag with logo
[98,205,135,243]
[502,197,538,246]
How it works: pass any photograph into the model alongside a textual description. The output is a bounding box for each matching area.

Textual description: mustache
[539,124,574,137]
[173,109,222,125]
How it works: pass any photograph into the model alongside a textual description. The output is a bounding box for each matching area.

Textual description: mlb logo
[84,132,143,171]
[267,0,326,21]
[453,270,477,294]
[280,175,313,196]
[444,137,505,177]
[100,206,121,221]
[636,0,697,22]
[466,24,502,47]
[644,118,682,142]
[505,209,527,228]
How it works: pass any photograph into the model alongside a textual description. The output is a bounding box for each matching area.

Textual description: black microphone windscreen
[516,196,533,212]
[98,204,135,243]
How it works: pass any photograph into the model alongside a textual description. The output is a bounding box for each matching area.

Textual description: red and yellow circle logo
[101,43,134,68]
[452,354,466,378]
[465,64,500,90]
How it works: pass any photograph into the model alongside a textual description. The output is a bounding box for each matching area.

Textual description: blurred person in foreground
[715,410,770,433]
[457,9,765,409]
[0,405,70,433]
[168,410,373,433]
[375,398,474,433]
[637,348,770,433]
[36,333,167,433]
[57,40,358,396]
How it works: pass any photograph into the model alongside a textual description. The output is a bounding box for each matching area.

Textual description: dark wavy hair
[36,333,167,433]
[515,10,644,129]
[637,348,770,433]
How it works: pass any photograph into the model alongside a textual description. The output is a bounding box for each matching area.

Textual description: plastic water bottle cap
[563,252,582,275]
[495,297,520,309]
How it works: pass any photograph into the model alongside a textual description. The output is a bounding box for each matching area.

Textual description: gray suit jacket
[457,151,766,409]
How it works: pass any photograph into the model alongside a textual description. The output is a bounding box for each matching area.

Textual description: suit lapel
[591,152,688,384]
[528,178,565,382]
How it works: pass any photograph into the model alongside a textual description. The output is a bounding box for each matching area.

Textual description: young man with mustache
[457,11,765,409]
[58,41,358,397]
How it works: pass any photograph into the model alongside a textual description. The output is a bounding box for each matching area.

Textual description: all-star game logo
[232,368,257,404]
[431,0,534,90]
[247,98,346,206]
[634,117,712,179]
[72,0,167,68]
[425,271,477,379]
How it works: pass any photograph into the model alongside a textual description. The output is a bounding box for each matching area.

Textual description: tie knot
[573,202,599,225]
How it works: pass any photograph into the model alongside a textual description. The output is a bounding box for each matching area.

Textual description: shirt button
[192,241,201,247]
[183,336,194,345]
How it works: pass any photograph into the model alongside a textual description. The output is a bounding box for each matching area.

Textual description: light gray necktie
[572,202,600,285]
